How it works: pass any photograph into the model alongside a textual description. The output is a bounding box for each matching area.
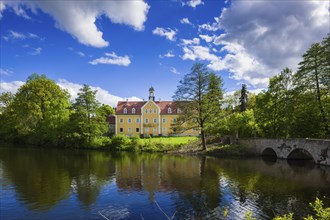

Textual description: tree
[239,84,248,112]
[295,42,329,137]
[0,74,71,145]
[173,63,223,150]
[70,85,108,144]
[0,92,14,113]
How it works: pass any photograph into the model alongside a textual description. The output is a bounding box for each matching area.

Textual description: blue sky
[0,0,329,106]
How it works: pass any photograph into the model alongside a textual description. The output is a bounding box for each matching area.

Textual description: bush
[110,135,132,150]
[88,136,112,148]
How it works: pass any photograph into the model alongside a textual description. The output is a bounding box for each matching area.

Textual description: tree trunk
[314,62,330,136]
[201,129,206,151]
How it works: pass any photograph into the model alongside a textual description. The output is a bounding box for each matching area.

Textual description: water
[0,145,329,220]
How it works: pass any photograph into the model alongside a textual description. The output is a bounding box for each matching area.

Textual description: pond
[0,145,329,219]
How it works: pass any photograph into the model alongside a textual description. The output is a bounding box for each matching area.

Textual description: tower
[149,86,155,101]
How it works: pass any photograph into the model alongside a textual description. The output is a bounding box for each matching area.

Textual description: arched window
[123,108,127,114]
[168,107,172,114]
[132,108,136,114]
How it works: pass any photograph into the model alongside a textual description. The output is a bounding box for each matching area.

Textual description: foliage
[303,197,330,220]
[173,63,224,150]
[205,144,255,157]
[0,74,71,146]
[240,84,248,112]
[273,213,294,220]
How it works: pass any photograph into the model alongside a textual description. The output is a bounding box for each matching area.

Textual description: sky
[0,0,329,107]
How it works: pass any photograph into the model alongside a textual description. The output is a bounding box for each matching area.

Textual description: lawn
[140,136,198,145]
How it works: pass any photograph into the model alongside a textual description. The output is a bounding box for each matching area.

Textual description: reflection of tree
[0,147,115,211]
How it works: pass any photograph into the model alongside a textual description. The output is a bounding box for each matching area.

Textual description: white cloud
[0,68,13,76]
[198,1,329,87]
[0,81,25,94]
[181,38,200,45]
[159,51,175,58]
[3,30,40,41]
[180,17,192,25]
[31,47,42,55]
[0,79,142,107]
[182,45,218,62]
[152,27,177,41]
[89,52,131,66]
[170,67,180,75]
[76,51,85,57]
[199,34,214,43]
[0,2,6,19]
[1,0,150,48]
[184,0,204,8]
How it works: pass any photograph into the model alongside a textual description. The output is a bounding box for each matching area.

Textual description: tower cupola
[149,86,155,101]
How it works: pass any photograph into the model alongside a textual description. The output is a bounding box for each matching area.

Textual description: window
[145,109,148,113]
[128,128,132,133]
[162,118,166,123]
[163,127,166,132]
[168,107,172,113]
[132,108,136,114]
[119,118,123,123]
[128,118,132,123]
[153,127,157,132]
[145,118,149,123]
[149,109,152,113]
[153,118,157,123]
[154,109,156,113]
[145,127,149,132]
[136,118,140,123]
[136,128,140,132]
[123,108,127,114]
[120,128,123,132]
[149,104,152,106]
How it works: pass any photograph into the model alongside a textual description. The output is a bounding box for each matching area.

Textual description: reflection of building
[108,87,199,136]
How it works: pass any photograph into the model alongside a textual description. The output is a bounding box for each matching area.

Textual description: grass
[140,136,198,145]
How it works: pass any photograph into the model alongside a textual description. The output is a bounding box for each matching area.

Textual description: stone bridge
[237,138,330,166]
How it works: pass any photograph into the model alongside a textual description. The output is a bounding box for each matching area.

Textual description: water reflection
[0,146,329,219]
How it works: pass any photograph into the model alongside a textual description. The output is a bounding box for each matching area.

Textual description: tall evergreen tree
[295,42,329,136]
[239,84,248,112]
[71,85,108,144]
[173,63,223,150]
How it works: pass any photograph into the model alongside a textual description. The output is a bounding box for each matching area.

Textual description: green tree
[0,92,14,113]
[295,42,329,137]
[173,63,223,150]
[70,85,108,145]
[0,74,71,145]
[239,84,248,112]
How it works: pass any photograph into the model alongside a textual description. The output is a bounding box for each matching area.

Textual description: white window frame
[153,118,157,123]
[128,128,132,133]
[162,118,166,123]
[132,108,136,114]
[163,127,166,132]
[168,107,172,114]
[153,127,157,132]
[145,118,149,123]
[154,109,156,113]
[145,109,148,113]
[136,118,140,123]
[119,118,123,123]
[145,127,149,132]
[128,118,132,123]
[123,108,127,114]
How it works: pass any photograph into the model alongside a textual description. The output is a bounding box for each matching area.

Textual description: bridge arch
[261,148,277,158]
[287,148,314,161]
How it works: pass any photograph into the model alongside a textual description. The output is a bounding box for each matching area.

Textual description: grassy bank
[86,135,199,152]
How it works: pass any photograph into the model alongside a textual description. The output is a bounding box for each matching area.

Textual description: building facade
[110,87,199,136]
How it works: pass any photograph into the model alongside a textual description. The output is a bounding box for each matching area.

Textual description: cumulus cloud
[180,17,192,25]
[184,0,204,8]
[199,0,329,87]
[89,52,131,66]
[152,27,177,41]
[1,0,150,48]
[199,34,214,43]
[159,51,175,58]
[0,79,142,107]
[0,81,25,94]
[181,37,200,45]
[182,45,218,62]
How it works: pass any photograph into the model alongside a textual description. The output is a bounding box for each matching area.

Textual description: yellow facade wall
[116,100,199,136]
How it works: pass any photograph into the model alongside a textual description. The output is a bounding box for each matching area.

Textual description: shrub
[110,135,132,150]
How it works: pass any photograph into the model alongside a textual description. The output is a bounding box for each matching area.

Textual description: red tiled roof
[106,115,116,124]
[116,101,178,115]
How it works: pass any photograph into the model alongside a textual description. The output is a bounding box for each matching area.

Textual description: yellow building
[111,87,199,137]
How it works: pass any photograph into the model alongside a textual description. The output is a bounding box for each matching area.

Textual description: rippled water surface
[1,145,330,219]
